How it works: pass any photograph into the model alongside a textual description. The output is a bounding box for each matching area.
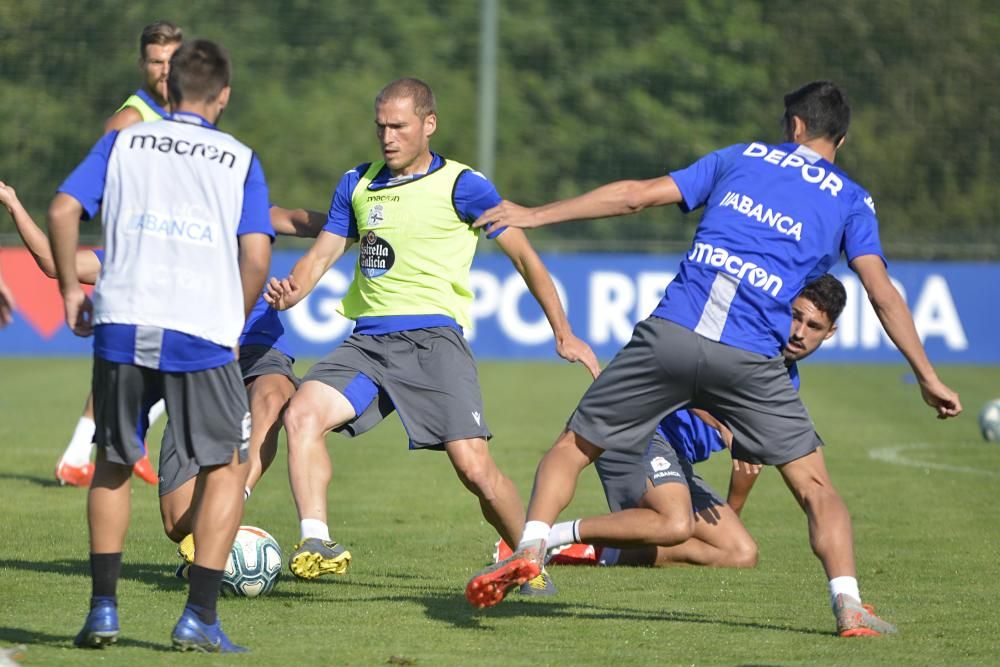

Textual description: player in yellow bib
[266,78,599,593]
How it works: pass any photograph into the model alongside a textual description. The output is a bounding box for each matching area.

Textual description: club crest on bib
[359,230,395,278]
[367,204,384,228]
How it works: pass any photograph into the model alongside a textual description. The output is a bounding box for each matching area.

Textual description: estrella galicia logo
[359,231,395,278]
[367,203,384,228]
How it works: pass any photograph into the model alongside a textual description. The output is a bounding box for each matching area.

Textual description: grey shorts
[91,358,251,496]
[302,327,491,449]
[569,317,821,466]
[239,344,299,385]
[595,430,724,513]
[157,346,292,496]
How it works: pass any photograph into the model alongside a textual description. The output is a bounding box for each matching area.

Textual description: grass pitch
[1,358,999,666]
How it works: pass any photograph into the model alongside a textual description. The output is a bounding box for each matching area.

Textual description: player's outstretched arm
[264,230,353,311]
[47,193,92,336]
[269,206,327,238]
[1,181,101,283]
[851,253,962,418]
[473,176,683,232]
[495,227,600,379]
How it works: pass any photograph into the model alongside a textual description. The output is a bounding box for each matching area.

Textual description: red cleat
[547,542,599,566]
[834,594,897,637]
[466,539,544,609]
[132,453,158,485]
[493,539,514,563]
[55,460,95,488]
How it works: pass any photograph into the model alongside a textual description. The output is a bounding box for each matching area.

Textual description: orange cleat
[132,452,158,485]
[834,594,897,637]
[466,539,544,609]
[55,460,95,488]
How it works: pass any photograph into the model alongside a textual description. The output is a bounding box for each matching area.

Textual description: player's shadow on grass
[0,626,172,652]
[417,591,831,637]
[0,471,62,487]
[4,558,186,592]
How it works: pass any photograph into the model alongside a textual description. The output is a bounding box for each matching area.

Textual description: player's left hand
[732,458,762,476]
[556,334,601,379]
[919,377,962,419]
[62,286,93,337]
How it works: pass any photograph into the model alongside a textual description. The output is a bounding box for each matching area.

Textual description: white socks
[300,519,331,542]
[517,521,551,549]
[829,576,861,609]
[546,520,580,549]
[61,416,96,466]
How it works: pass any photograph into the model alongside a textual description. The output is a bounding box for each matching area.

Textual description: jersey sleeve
[669,146,731,214]
[237,154,274,238]
[454,169,505,239]
[842,189,886,266]
[323,164,365,239]
[57,130,119,220]
[91,248,105,265]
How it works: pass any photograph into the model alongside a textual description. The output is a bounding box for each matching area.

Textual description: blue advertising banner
[1,248,996,363]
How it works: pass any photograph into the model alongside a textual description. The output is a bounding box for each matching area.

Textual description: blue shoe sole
[75,631,119,648]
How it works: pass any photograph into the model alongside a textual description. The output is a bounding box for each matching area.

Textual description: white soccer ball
[222,526,282,598]
[979,399,1000,442]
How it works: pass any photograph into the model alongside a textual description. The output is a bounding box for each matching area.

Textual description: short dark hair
[800,273,847,324]
[375,78,437,119]
[167,39,230,106]
[140,20,183,59]
[782,81,851,145]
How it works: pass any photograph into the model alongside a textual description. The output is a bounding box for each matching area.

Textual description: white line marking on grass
[868,443,1000,477]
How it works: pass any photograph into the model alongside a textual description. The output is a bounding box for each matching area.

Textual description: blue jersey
[655,142,884,357]
[663,361,801,464]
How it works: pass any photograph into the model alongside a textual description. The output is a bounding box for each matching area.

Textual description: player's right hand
[63,286,93,337]
[473,200,539,232]
[263,275,301,311]
[919,377,962,419]
[0,180,19,213]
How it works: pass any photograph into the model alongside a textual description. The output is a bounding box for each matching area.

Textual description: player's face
[142,42,180,105]
[375,96,436,176]
[783,296,836,362]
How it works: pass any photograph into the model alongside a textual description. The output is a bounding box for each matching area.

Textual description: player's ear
[823,322,837,340]
[424,112,437,138]
[217,86,232,110]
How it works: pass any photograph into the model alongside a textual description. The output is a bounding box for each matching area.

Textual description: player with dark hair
[466,80,961,636]
[50,39,272,653]
[104,20,184,133]
[56,20,185,488]
[498,275,846,572]
[265,77,599,594]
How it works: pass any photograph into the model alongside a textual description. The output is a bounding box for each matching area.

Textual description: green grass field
[1,359,999,666]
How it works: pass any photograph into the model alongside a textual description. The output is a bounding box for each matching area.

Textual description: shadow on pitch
[0,626,172,652]
[416,591,831,637]
[0,471,62,487]
[4,559,186,592]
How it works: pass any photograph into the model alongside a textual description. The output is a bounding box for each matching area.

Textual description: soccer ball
[979,399,1000,442]
[222,526,282,598]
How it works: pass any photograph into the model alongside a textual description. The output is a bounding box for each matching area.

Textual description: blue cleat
[171,608,248,653]
[74,600,120,648]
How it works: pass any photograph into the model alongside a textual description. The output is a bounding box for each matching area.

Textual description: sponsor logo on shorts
[471,411,481,426]
[359,231,395,278]
[650,456,671,472]
[366,203,385,228]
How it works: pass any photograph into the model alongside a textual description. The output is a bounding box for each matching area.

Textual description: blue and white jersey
[662,361,801,464]
[91,248,292,361]
[323,152,505,241]
[59,111,273,371]
[656,142,884,357]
